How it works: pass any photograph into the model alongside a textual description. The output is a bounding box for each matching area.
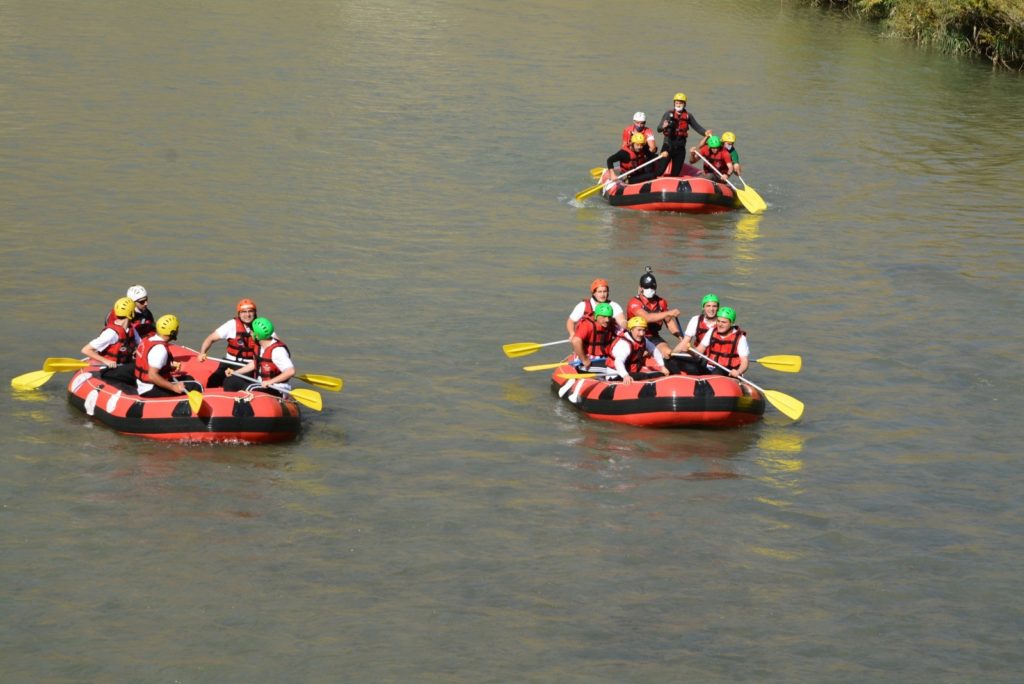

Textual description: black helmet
[639,267,657,290]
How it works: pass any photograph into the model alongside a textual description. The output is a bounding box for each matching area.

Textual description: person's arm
[689,114,707,137]
[197,321,233,360]
[695,328,713,355]
[81,329,118,369]
[566,301,585,336]
[675,316,699,353]
[570,334,587,367]
[146,347,186,394]
[646,129,657,153]
[610,339,632,385]
[733,336,750,377]
[647,339,670,375]
[657,111,673,134]
[261,348,295,387]
[228,360,255,377]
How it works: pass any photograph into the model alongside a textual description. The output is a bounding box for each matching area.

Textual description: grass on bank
[807,0,1024,70]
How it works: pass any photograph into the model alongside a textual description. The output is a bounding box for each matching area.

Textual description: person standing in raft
[134,314,196,398]
[608,316,670,385]
[621,111,657,154]
[566,278,628,336]
[607,133,668,184]
[626,267,684,370]
[106,285,156,339]
[695,306,749,378]
[223,317,295,396]
[196,298,262,387]
[570,302,619,371]
[82,297,142,384]
[690,135,734,182]
[657,92,709,177]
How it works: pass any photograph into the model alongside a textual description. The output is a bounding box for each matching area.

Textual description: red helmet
[590,278,609,293]
[236,298,257,313]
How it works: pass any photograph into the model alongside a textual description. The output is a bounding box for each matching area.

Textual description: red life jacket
[693,313,714,343]
[628,294,668,336]
[106,308,155,339]
[575,318,617,357]
[706,327,746,370]
[225,318,257,361]
[256,340,291,381]
[134,336,174,383]
[612,331,648,374]
[662,109,690,140]
[619,146,654,172]
[699,146,731,176]
[99,323,136,365]
[621,124,653,148]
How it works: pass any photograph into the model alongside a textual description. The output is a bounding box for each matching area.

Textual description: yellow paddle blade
[523,362,567,372]
[187,390,204,415]
[590,166,604,180]
[289,388,323,411]
[763,389,804,421]
[735,187,765,215]
[755,355,802,373]
[43,358,90,372]
[741,184,767,212]
[11,370,56,390]
[575,181,608,202]
[503,342,541,358]
[298,373,342,392]
[557,372,600,380]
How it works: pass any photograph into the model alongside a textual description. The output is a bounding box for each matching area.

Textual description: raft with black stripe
[551,360,764,428]
[598,165,740,213]
[66,344,301,443]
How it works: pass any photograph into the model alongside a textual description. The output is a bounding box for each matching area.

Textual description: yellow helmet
[673,92,686,102]
[630,132,646,146]
[113,297,135,319]
[722,131,736,143]
[155,314,179,338]
[627,316,648,330]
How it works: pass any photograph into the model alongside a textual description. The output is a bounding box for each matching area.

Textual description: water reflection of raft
[66,344,301,443]
[550,360,764,428]
[598,165,740,213]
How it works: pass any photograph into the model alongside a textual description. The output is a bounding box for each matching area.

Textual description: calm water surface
[1,1,1022,682]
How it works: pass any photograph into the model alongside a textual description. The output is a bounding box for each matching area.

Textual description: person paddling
[609,316,670,385]
[224,317,295,396]
[607,133,668,185]
[657,92,709,176]
[721,131,742,176]
[566,278,628,336]
[690,135,734,181]
[694,306,749,378]
[570,302,619,371]
[82,297,142,384]
[134,314,195,398]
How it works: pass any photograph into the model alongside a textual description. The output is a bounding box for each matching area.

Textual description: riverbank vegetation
[805,0,1024,71]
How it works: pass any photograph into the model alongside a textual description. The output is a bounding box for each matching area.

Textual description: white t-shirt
[259,345,294,391]
[569,298,625,324]
[684,314,716,340]
[698,328,750,368]
[609,336,664,379]
[88,326,142,355]
[136,336,171,394]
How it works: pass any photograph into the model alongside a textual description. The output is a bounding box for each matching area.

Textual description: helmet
[251,317,275,341]
[627,316,648,330]
[630,132,646,146]
[673,92,686,102]
[707,136,722,149]
[701,293,720,306]
[126,284,148,302]
[593,303,614,318]
[155,314,179,338]
[590,278,609,293]
[633,111,646,123]
[721,131,736,143]
[639,267,657,290]
[113,297,135,319]
[236,298,257,313]
[718,307,736,323]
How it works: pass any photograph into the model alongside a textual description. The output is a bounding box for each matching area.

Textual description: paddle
[187,390,203,414]
[687,348,803,421]
[736,174,767,211]
[671,352,801,373]
[10,370,56,391]
[43,357,93,372]
[502,339,569,359]
[692,150,765,214]
[191,351,343,392]
[227,371,323,411]
[574,153,666,202]
[590,166,604,180]
[524,355,608,372]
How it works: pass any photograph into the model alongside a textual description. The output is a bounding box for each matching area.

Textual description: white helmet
[126,284,148,301]
[633,111,646,123]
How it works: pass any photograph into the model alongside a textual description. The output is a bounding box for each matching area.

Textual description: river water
[2,1,1022,682]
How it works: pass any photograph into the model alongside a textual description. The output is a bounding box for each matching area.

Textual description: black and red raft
[597,164,739,213]
[66,344,301,443]
[551,359,764,428]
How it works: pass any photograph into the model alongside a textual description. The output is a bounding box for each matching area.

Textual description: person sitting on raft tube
[621,111,657,154]
[82,296,142,384]
[224,317,295,396]
[675,292,720,355]
[626,267,684,371]
[656,92,708,177]
[134,314,197,398]
[721,131,742,176]
[106,284,155,339]
[609,316,670,385]
[689,134,734,182]
[196,298,264,387]
[607,133,668,184]
[694,306,749,378]
[566,278,628,336]
[570,302,619,371]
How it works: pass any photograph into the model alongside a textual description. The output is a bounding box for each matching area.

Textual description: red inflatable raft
[598,165,740,213]
[550,360,764,428]
[66,344,301,443]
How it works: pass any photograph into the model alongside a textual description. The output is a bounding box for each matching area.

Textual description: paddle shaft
[577,154,665,200]
[686,347,769,395]
[692,150,739,191]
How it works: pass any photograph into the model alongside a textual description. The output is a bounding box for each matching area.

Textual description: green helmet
[718,306,736,323]
[701,293,719,306]
[707,135,722,149]
[593,302,614,318]
[251,317,275,341]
